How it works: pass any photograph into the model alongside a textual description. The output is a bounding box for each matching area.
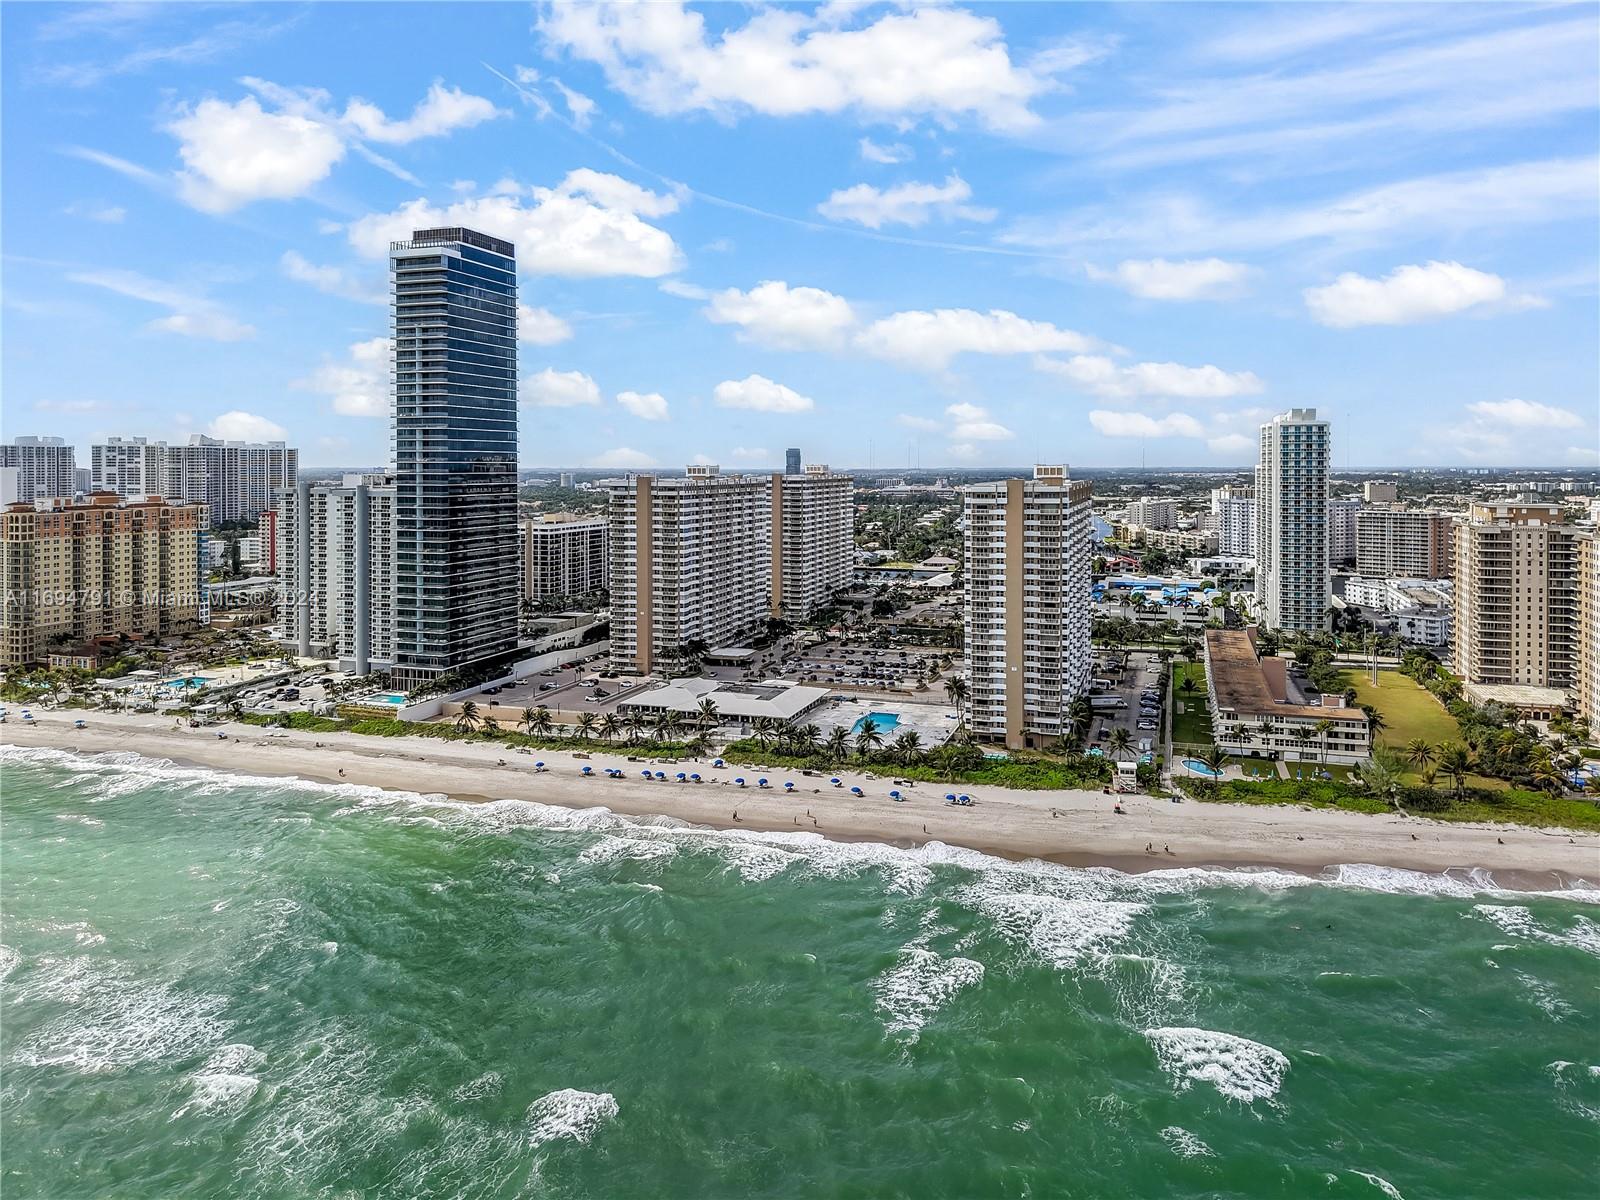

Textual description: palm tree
[696,698,721,735]
[1355,748,1404,810]
[575,712,597,741]
[454,700,480,734]
[1529,751,1565,795]
[1437,742,1474,801]
[1199,743,1230,776]
[1361,705,1386,740]
[1314,718,1334,765]
[597,713,620,743]
[621,711,645,745]
[751,716,777,751]
[480,714,500,736]
[855,716,885,757]
[652,711,679,744]
[1291,726,1315,764]
[1108,727,1134,761]
[520,706,539,736]
[793,724,823,757]
[943,674,968,721]
[531,706,554,739]
[1404,738,1436,775]
[891,730,923,765]
[825,726,852,763]
[1225,722,1248,747]
[1064,696,1094,746]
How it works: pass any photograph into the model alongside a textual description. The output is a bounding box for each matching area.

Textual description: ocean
[2,745,1597,1199]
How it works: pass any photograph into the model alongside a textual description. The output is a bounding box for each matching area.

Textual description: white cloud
[342,82,502,144]
[1465,398,1584,429]
[729,446,770,461]
[292,337,392,417]
[713,374,815,413]
[1037,354,1264,400]
[64,201,126,224]
[704,280,856,349]
[659,279,711,300]
[856,308,1101,370]
[617,390,670,421]
[280,250,384,304]
[1303,260,1518,327]
[346,170,682,278]
[588,446,657,469]
[1086,257,1251,301]
[946,401,1013,441]
[859,137,911,164]
[207,410,287,441]
[1207,432,1254,455]
[818,174,995,229]
[517,303,574,345]
[1088,410,1206,439]
[521,368,602,408]
[69,269,254,341]
[897,413,942,432]
[539,2,1056,131]
[553,80,597,128]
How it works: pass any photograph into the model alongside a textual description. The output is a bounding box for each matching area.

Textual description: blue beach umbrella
[946,793,957,802]
[655,771,667,780]
[758,778,769,788]
[642,770,652,779]
[690,773,701,782]
[784,781,795,791]
[676,772,687,781]
[581,766,592,775]
[830,777,842,787]
[735,777,746,786]
[889,789,901,800]
[850,786,863,796]
[535,762,544,770]
[713,758,725,768]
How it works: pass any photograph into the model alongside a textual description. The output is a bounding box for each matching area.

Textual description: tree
[1065,696,1094,747]
[750,716,777,751]
[575,712,597,741]
[1315,718,1334,765]
[793,724,823,757]
[1438,742,1475,801]
[520,706,539,736]
[1199,743,1230,775]
[454,701,480,734]
[891,730,923,765]
[696,698,721,734]
[825,726,852,763]
[1404,739,1436,774]
[531,706,555,739]
[1355,747,1405,810]
[597,713,620,743]
[1291,726,1315,763]
[944,675,968,731]
[480,714,500,736]
[1108,727,1134,761]
[855,716,885,757]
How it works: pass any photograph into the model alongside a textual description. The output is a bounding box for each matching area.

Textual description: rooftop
[1204,629,1367,723]
[619,678,831,722]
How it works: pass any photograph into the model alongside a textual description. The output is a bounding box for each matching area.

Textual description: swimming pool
[162,676,212,689]
[373,694,408,705]
[1181,758,1222,777]
[851,711,900,736]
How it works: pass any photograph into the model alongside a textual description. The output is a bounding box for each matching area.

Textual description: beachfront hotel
[0,493,206,667]
[962,465,1094,750]
[0,437,77,503]
[1203,628,1371,764]
[522,514,609,603]
[389,227,520,688]
[771,463,854,622]
[276,474,396,674]
[91,435,298,527]
[1255,408,1331,632]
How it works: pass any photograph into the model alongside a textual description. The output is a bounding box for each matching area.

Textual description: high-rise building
[72,468,92,496]
[559,472,575,489]
[1255,408,1331,632]
[1453,501,1581,690]
[771,463,853,621]
[785,448,802,476]
[522,515,609,603]
[277,474,396,673]
[0,436,76,502]
[963,465,1093,750]
[1209,484,1255,556]
[1363,481,1399,504]
[0,494,206,666]
[1575,532,1600,732]
[390,227,521,687]
[607,465,770,674]
[1124,497,1178,530]
[1330,497,1361,565]
[1354,507,1454,579]
[89,435,296,526]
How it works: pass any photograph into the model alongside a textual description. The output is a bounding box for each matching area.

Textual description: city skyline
[3,2,1597,470]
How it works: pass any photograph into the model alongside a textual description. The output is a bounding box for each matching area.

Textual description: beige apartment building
[1354,507,1454,578]
[1576,531,1600,731]
[963,466,1094,750]
[1452,501,1580,692]
[522,514,608,602]
[0,493,207,667]
[771,464,853,622]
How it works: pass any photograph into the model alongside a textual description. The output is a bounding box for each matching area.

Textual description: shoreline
[4,711,1598,888]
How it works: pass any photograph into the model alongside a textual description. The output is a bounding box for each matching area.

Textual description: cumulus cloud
[280,250,384,304]
[1086,257,1251,301]
[1088,410,1206,439]
[704,280,856,349]
[1036,354,1263,400]
[521,368,603,407]
[1466,398,1584,429]
[1303,260,1523,327]
[713,374,815,413]
[1207,432,1255,455]
[517,303,574,345]
[69,269,254,341]
[588,446,657,469]
[856,308,1102,370]
[207,410,288,441]
[817,174,995,229]
[946,400,1014,441]
[165,78,502,212]
[617,390,669,421]
[538,2,1057,131]
[859,137,912,164]
[346,170,683,278]
[64,201,126,224]
[292,337,391,417]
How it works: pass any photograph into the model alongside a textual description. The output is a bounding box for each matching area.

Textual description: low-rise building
[1204,628,1371,764]
[617,677,833,733]
[1124,524,1219,555]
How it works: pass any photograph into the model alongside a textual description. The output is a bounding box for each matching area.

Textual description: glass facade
[389,227,520,685]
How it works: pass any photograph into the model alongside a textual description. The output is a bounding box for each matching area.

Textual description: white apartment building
[1126,524,1219,555]
[607,465,771,675]
[1124,497,1178,530]
[1453,501,1580,691]
[0,436,76,502]
[1330,497,1361,564]
[1342,577,1453,647]
[90,434,297,526]
[772,463,853,621]
[1256,408,1331,632]
[963,465,1094,750]
[1209,484,1255,556]
[277,474,396,674]
[1354,506,1454,578]
[1205,629,1371,764]
[522,514,609,602]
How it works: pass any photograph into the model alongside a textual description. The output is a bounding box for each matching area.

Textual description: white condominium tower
[1354,507,1454,579]
[1208,484,1255,556]
[608,465,771,674]
[1255,408,1331,632]
[1,436,76,502]
[963,466,1093,750]
[276,474,396,674]
[90,437,165,498]
[522,514,609,602]
[89,434,297,526]
[771,463,853,622]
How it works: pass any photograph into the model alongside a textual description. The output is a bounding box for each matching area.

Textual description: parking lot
[1086,649,1166,757]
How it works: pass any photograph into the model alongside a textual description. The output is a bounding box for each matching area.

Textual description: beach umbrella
[946,793,957,801]
[758,778,769,788]
[690,773,701,782]
[958,794,970,804]
[830,777,841,787]
[713,758,725,768]
[676,772,687,781]
[784,781,795,791]
[889,789,901,800]
[534,761,545,770]
[850,786,864,796]
[735,777,746,786]
[642,770,653,779]
[655,771,667,780]
[581,766,592,775]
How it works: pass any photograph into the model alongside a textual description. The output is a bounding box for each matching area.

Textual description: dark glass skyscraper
[389,227,520,686]
[785,448,801,476]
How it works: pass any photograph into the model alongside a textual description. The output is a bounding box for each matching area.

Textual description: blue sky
[3,1,1596,470]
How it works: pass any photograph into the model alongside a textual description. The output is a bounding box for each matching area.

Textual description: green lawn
[1340,669,1463,749]
[1170,662,1213,748]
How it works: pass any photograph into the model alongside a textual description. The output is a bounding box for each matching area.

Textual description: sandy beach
[5,710,1598,884]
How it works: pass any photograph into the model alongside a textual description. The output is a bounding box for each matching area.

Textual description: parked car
[1137,720,1157,730]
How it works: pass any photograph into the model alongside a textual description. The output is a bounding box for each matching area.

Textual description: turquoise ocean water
[2,745,1597,1198]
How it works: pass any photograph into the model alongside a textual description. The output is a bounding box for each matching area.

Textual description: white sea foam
[172,1043,265,1119]
[0,945,19,979]
[1514,970,1575,1021]
[872,947,984,1039]
[451,1070,504,1102]
[1547,1060,1600,1124]
[525,1088,619,1148]
[54,813,104,829]
[578,835,678,866]
[12,980,231,1074]
[1471,905,1600,957]
[1348,1169,1406,1198]
[1159,1125,1216,1159]
[1145,1027,1289,1103]
[970,890,1145,969]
